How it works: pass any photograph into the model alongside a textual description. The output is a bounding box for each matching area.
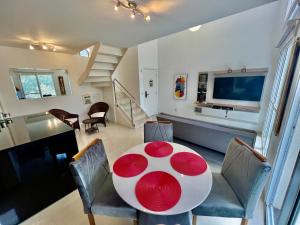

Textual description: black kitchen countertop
[0,112,72,151]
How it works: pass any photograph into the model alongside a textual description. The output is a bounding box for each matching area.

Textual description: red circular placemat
[113,154,148,177]
[135,171,181,212]
[170,152,207,176]
[145,141,173,157]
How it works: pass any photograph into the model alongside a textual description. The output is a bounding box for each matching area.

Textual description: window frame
[19,72,56,99]
[79,49,90,58]
[262,40,295,156]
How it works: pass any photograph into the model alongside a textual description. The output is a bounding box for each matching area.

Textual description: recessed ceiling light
[114,5,119,11]
[189,25,202,32]
[42,44,48,50]
[130,12,135,19]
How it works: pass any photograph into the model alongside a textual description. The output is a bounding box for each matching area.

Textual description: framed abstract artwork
[174,74,188,100]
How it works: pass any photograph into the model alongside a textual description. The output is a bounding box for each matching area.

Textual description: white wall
[157,2,278,131]
[112,47,140,102]
[102,46,140,123]
[138,40,159,111]
[0,46,103,120]
[138,40,158,70]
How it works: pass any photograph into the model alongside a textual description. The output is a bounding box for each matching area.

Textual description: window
[261,42,293,155]
[285,0,300,23]
[20,73,56,99]
[79,49,90,57]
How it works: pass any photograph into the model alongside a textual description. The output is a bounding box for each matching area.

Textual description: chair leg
[192,215,197,225]
[241,219,248,225]
[133,219,138,225]
[87,213,96,225]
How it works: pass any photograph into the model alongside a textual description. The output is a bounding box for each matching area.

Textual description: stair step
[92,82,112,88]
[99,45,123,56]
[133,112,147,122]
[89,70,111,77]
[118,101,142,115]
[95,54,119,64]
[134,117,147,128]
[92,62,115,71]
[84,76,111,83]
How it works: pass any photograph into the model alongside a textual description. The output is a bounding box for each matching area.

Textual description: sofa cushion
[65,118,78,124]
[91,112,105,118]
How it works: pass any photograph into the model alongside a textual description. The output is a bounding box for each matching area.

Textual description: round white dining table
[112,141,212,215]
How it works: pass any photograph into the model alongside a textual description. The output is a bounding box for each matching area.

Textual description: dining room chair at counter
[69,138,138,225]
[138,211,192,225]
[144,121,173,143]
[192,138,271,225]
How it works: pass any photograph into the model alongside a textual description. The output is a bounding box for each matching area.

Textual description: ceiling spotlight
[189,25,202,32]
[114,0,150,21]
[130,12,135,19]
[29,44,35,50]
[53,47,57,52]
[42,44,48,50]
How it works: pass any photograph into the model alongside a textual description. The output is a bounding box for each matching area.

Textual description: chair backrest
[88,102,109,117]
[69,139,110,213]
[221,138,271,218]
[144,121,173,143]
[49,108,70,121]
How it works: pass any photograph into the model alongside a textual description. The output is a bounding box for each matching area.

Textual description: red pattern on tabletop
[135,171,181,211]
[113,154,148,177]
[170,152,207,176]
[144,141,173,157]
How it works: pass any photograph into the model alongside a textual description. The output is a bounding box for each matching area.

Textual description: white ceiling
[0,0,276,53]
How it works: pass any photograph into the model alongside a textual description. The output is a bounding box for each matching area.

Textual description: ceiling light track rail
[114,0,151,21]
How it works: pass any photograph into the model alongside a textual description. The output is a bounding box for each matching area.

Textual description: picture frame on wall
[58,76,66,95]
[174,73,188,100]
[82,94,92,105]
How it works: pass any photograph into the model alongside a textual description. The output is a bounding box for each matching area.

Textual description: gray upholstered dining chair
[69,139,137,225]
[138,212,192,225]
[192,138,271,225]
[144,121,173,143]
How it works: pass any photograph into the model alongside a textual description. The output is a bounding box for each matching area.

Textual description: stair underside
[83,44,124,86]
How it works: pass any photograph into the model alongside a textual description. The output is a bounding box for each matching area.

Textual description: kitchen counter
[0,113,78,225]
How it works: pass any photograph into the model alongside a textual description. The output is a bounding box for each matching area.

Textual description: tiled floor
[20,123,265,225]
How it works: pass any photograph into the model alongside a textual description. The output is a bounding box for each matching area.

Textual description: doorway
[141,68,158,116]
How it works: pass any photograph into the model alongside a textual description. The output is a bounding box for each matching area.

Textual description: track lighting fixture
[114,0,151,22]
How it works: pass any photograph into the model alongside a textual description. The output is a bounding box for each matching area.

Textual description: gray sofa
[157,113,257,154]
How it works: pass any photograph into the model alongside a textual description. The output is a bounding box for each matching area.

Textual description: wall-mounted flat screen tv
[213,75,265,101]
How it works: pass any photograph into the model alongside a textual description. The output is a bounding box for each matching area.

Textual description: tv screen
[213,76,265,101]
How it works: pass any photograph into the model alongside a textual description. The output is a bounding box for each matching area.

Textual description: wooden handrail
[78,42,101,85]
[72,138,100,161]
[234,137,267,162]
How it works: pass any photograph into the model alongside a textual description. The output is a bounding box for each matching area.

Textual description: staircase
[78,42,149,128]
[113,79,148,128]
[78,42,126,87]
